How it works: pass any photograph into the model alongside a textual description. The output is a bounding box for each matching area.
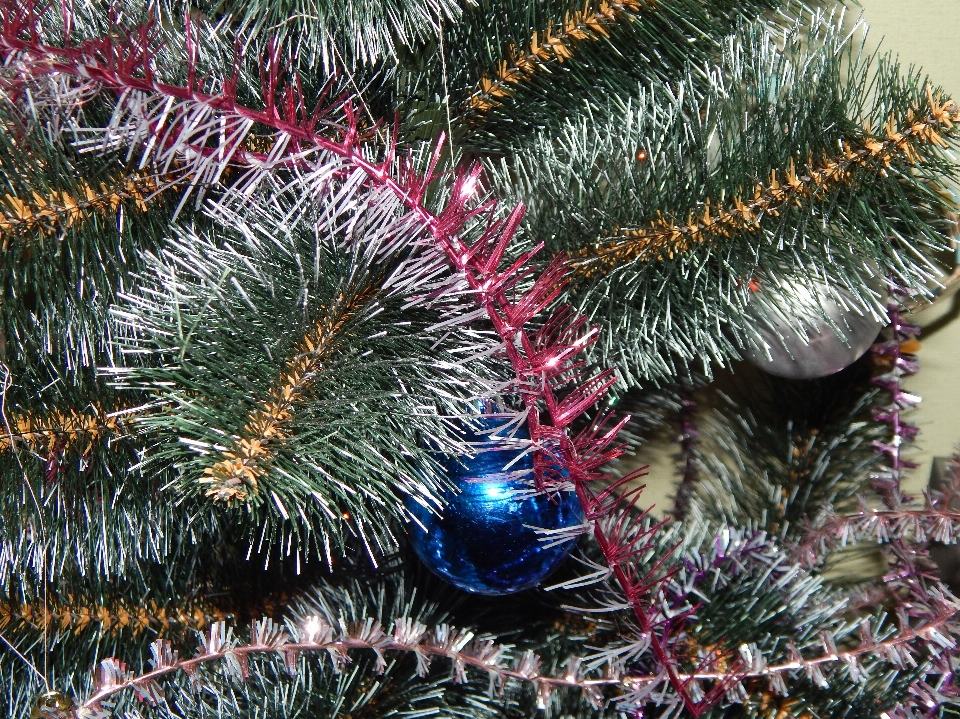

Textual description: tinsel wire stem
[71,606,959,715]
[570,89,960,270]
[466,0,646,116]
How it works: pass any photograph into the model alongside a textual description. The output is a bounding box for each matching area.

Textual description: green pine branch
[489,11,958,385]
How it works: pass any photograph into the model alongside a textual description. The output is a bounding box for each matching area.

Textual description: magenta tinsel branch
[571,481,746,714]
[0,3,717,712]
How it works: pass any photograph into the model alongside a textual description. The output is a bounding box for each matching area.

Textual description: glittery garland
[868,290,960,714]
[869,292,922,506]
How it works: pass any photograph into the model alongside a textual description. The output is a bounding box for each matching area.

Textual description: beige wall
[857,1,960,90]
[633,1,960,513]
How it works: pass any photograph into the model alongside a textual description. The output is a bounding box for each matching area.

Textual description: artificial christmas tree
[1,0,959,717]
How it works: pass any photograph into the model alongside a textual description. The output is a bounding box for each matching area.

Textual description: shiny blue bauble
[407,418,584,595]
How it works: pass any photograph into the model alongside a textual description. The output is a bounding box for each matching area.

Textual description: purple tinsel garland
[869,290,959,716]
[870,294,922,505]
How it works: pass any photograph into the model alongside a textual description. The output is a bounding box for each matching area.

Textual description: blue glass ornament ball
[407,419,584,595]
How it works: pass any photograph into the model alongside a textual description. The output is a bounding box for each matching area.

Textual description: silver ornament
[742,277,885,380]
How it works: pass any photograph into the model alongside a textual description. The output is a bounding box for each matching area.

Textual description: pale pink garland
[71,607,958,717]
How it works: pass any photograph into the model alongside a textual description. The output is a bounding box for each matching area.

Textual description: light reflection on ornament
[479,481,510,500]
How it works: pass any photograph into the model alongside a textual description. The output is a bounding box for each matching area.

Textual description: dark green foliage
[688,359,885,541]
[15,576,510,719]
[202,0,463,74]
[490,12,957,385]
[559,520,930,717]
[0,101,173,377]
[453,0,812,151]
[108,172,504,563]
[0,0,265,379]
[1,0,958,718]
